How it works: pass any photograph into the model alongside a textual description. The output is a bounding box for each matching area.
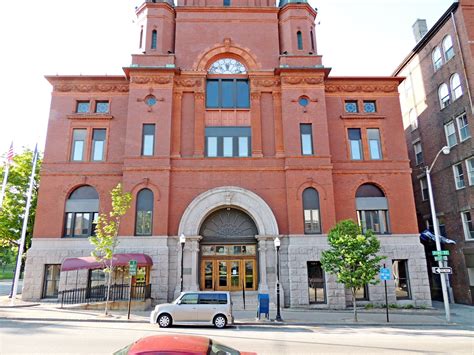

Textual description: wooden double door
[200,258,257,291]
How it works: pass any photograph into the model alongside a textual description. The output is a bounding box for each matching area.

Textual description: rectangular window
[304,209,321,234]
[466,158,474,185]
[355,285,369,301]
[348,128,363,160]
[444,121,457,147]
[453,163,465,189]
[205,127,251,158]
[307,261,326,304]
[91,129,106,161]
[300,124,313,155]
[461,211,474,240]
[76,101,90,113]
[136,210,153,236]
[42,264,61,298]
[71,129,87,161]
[64,212,97,238]
[142,124,155,156]
[420,177,428,201]
[413,142,423,166]
[393,260,411,300]
[357,210,390,234]
[223,0,231,6]
[363,101,376,113]
[95,101,110,113]
[367,128,382,160]
[456,113,470,142]
[206,79,250,109]
[344,100,358,113]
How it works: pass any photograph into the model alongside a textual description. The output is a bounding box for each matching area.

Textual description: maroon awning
[61,253,153,272]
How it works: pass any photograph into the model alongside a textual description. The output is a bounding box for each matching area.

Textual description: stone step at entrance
[230,291,276,311]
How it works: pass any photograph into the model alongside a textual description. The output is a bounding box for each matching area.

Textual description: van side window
[198,294,218,304]
[218,293,227,304]
[180,293,198,304]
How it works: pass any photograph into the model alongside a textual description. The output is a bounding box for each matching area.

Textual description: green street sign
[432,250,450,256]
[129,260,137,276]
[434,256,448,261]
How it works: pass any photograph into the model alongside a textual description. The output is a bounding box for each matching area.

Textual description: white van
[150,291,233,329]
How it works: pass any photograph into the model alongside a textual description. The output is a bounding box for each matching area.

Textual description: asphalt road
[1,316,473,354]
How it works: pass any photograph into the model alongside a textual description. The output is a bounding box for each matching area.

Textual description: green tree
[0,148,42,266]
[89,183,132,316]
[321,220,384,322]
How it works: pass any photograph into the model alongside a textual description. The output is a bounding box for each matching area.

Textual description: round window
[145,95,157,106]
[298,97,309,107]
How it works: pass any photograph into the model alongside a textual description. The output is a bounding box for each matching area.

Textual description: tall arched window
[438,83,450,109]
[151,30,157,49]
[432,47,442,71]
[450,73,463,100]
[64,186,99,237]
[297,31,303,50]
[135,189,154,236]
[310,30,315,52]
[139,28,143,49]
[355,183,390,234]
[442,35,454,61]
[303,188,321,234]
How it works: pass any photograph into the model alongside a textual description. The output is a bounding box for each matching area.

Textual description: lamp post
[274,237,283,322]
[425,145,451,322]
[179,233,186,293]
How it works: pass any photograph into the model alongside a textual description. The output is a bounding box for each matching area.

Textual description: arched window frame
[432,47,443,71]
[139,28,143,49]
[450,73,463,101]
[297,31,303,50]
[310,29,315,52]
[135,188,154,236]
[442,35,454,61]
[438,83,450,109]
[151,30,157,50]
[64,186,99,238]
[355,183,390,235]
[302,187,321,234]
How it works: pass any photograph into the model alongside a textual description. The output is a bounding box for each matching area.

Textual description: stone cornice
[130,75,174,85]
[46,76,129,93]
[325,77,402,94]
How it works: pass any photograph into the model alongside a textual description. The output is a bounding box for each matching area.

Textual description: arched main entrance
[199,208,258,291]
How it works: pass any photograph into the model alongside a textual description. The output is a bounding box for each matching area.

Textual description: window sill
[340,114,385,120]
[205,108,250,111]
[67,113,113,120]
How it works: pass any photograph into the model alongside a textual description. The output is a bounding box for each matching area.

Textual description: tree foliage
[0,148,42,265]
[89,183,132,315]
[321,219,384,322]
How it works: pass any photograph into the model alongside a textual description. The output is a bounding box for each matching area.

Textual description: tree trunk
[352,288,358,322]
[104,266,112,316]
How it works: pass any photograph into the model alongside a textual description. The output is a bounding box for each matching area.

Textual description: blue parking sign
[380,267,391,281]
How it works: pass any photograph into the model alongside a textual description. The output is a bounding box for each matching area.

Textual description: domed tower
[278,0,318,56]
[135,0,176,56]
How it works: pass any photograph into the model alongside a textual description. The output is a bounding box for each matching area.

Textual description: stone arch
[295,180,328,201]
[193,39,261,72]
[178,186,279,236]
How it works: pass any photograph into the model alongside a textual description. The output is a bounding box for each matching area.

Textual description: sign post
[380,265,391,323]
[128,260,137,320]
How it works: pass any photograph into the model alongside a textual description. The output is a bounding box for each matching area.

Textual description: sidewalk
[1,295,472,328]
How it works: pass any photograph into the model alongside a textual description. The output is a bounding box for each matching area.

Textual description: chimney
[412,19,428,43]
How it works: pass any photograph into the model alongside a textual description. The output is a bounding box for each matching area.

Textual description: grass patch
[0,265,15,280]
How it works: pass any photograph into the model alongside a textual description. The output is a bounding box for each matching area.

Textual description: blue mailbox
[257,293,270,320]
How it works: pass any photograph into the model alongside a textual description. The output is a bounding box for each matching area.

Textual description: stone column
[193,91,205,157]
[171,92,183,158]
[187,235,202,291]
[256,235,269,293]
[250,91,263,157]
[174,235,202,297]
[272,91,285,157]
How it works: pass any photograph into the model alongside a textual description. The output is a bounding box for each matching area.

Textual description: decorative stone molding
[253,79,281,88]
[194,92,205,100]
[67,114,113,120]
[325,84,398,93]
[54,84,129,93]
[178,186,279,236]
[174,79,203,88]
[250,91,261,100]
[282,77,324,85]
[131,76,172,85]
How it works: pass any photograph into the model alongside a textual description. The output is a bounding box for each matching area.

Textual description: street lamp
[425,145,451,322]
[274,236,283,322]
[179,233,186,293]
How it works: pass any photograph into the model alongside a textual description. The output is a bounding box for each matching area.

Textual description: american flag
[6,142,14,163]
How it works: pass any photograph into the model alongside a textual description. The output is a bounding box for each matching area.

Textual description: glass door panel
[230,261,240,289]
[204,261,213,290]
[245,260,255,289]
[218,261,228,289]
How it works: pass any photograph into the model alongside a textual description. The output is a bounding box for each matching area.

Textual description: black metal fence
[59,284,151,306]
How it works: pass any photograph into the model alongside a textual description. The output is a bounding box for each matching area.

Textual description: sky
[0,0,455,159]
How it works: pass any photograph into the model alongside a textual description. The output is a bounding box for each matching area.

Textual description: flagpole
[0,162,10,209]
[11,145,38,303]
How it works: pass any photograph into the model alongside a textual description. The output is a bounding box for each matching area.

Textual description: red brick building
[23,0,431,308]
[395,0,474,305]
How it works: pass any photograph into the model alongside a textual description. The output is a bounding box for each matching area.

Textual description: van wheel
[213,314,227,329]
[157,314,172,328]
